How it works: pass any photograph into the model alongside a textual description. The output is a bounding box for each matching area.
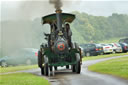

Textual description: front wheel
[44,63,49,76]
[75,61,81,74]
[41,67,44,75]
[72,65,76,72]
[54,66,57,71]
[66,65,69,69]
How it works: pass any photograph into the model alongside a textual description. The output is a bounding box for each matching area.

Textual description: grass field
[82,53,128,61]
[0,73,50,85]
[88,56,128,79]
[0,65,38,73]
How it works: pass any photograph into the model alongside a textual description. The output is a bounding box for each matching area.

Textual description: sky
[0,0,128,21]
[1,0,128,45]
[0,0,128,51]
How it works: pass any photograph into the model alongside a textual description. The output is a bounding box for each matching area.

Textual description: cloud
[1,0,128,21]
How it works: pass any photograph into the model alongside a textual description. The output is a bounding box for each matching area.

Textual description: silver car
[109,43,122,53]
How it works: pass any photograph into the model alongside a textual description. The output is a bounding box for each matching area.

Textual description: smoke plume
[49,0,63,10]
[1,0,76,57]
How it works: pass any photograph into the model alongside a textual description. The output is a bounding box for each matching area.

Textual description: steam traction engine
[38,10,82,76]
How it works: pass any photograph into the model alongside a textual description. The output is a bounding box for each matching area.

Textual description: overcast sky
[0,0,128,21]
[0,0,128,48]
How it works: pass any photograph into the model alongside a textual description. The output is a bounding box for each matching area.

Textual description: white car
[101,44,113,54]
[109,43,122,53]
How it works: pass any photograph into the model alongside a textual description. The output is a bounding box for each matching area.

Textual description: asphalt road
[1,55,128,85]
[47,55,128,85]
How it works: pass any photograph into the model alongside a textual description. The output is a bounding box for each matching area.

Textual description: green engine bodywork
[41,13,80,67]
[43,48,80,67]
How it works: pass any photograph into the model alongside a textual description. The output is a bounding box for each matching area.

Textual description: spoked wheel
[41,67,44,75]
[75,53,81,74]
[44,65,55,76]
[66,65,69,69]
[50,66,52,71]
[38,51,43,68]
[51,66,55,76]
[44,63,49,76]
[54,66,57,71]
[72,65,76,72]
[38,51,44,75]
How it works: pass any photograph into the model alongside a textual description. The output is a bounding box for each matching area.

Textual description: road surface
[1,55,128,85]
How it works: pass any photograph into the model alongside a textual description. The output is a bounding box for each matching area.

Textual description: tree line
[1,11,128,56]
[71,11,128,44]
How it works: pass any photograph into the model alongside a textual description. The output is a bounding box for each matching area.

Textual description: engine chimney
[56,9,62,13]
[56,9,63,32]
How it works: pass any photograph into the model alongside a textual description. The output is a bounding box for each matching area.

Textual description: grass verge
[82,53,128,61]
[0,65,38,73]
[0,73,50,85]
[88,56,128,79]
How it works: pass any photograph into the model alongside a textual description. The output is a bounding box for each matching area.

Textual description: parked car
[80,44,103,56]
[101,44,113,54]
[0,56,9,67]
[109,43,122,53]
[119,43,128,53]
[119,38,128,44]
[0,48,38,67]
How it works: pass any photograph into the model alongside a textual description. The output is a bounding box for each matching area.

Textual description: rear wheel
[38,51,45,75]
[75,53,81,74]
[38,51,43,68]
